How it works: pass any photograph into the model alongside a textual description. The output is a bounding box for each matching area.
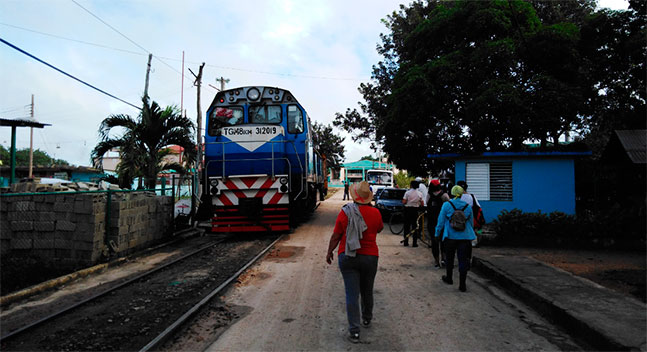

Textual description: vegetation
[490,208,646,250]
[334,0,645,173]
[360,155,378,161]
[394,170,413,189]
[0,145,70,166]
[311,121,345,169]
[91,97,196,189]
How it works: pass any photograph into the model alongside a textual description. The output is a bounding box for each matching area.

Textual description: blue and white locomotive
[202,86,326,232]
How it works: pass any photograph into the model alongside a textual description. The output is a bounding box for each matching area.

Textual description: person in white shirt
[415,177,428,206]
[402,180,423,247]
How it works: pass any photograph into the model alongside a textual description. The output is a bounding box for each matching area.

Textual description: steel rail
[139,234,284,351]
[0,235,230,342]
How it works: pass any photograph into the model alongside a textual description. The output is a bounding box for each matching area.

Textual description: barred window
[466,162,512,201]
[489,162,512,200]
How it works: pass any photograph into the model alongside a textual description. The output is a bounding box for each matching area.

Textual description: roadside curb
[0,228,204,307]
[472,255,646,351]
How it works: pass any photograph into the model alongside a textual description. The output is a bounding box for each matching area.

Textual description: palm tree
[92,97,197,189]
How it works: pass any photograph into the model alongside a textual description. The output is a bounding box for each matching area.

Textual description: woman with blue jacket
[434,185,476,292]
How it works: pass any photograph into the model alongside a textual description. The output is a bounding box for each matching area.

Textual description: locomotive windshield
[249,105,282,124]
[209,106,243,135]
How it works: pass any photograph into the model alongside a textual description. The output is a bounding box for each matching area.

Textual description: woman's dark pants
[443,239,472,279]
[338,253,378,334]
[403,207,419,245]
[427,213,444,264]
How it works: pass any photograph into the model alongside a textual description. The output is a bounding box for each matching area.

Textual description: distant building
[0,165,105,187]
[101,148,121,173]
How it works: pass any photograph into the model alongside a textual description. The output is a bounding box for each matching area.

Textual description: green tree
[335,0,643,172]
[91,97,197,189]
[394,170,413,189]
[311,121,346,169]
[579,2,646,157]
[360,155,378,161]
[0,145,69,166]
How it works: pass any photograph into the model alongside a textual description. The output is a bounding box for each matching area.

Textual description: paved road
[206,190,582,351]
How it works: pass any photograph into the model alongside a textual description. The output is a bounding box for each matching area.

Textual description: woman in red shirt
[326,181,383,343]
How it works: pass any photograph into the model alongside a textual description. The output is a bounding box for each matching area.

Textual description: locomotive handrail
[204,157,292,192]
[204,139,306,199]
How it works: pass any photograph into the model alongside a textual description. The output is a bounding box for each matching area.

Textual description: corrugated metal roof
[615,130,646,164]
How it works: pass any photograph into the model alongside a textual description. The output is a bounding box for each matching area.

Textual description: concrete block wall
[0,192,173,267]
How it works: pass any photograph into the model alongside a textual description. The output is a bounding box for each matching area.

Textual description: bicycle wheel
[389,212,404,234]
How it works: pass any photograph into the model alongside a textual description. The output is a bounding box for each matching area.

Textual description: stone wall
[0,192,173,266]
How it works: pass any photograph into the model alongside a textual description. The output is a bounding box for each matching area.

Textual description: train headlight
[211,186,219,195]
[247,88,260,100]
[280,185,288,193]
[210,179,219,187]
[279,177,288,185]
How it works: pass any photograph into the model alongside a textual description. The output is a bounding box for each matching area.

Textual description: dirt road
[206,190,583,351]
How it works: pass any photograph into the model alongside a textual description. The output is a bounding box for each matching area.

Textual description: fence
[0,188,174,267]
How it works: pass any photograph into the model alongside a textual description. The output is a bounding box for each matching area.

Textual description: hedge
[489,208,646,250]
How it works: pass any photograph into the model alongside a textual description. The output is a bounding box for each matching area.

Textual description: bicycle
[390,208,430,246]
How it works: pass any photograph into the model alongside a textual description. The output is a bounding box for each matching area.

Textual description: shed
[431,151,591,223]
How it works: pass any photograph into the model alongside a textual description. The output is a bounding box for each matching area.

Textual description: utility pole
[180,51,185,112]
[143,53,153,99]
[216,76,230,92]
[189,63,205,171]
[28,94,34,178]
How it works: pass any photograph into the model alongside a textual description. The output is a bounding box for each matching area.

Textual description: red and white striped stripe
[212,175,288,206]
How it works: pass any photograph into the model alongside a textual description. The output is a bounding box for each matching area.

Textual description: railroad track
[0,232,282,351]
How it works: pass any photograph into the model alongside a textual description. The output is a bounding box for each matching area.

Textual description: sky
[0,0,629,167]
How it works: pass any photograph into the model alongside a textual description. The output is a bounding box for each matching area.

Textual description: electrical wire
[0,22,143,56]
[70,0,197,87]
[0,37,141,110]
[1,21,368,82]
[0,105,30,115]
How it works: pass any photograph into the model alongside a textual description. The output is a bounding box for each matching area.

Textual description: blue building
[434,151,591,223]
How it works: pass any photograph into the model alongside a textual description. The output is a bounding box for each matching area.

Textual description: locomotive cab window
[209,106,243,135]
[287,105,304,134]
[249,105,282,124]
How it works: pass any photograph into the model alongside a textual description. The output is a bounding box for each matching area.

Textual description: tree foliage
[335,0,645,173]
[311,121,346,169]
[360,155,378,161]
[91,97,197,189]
[0,145,69,166]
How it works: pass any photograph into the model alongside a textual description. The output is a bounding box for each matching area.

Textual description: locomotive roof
[211,86,301,106]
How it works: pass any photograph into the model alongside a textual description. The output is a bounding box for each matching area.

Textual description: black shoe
[403,242,409,247]
[362,319,371,328]
[348,332,360,343]
[434,263,441,269]
[459,272,467,292]
[442,275,453,285]
[412,243,418,247]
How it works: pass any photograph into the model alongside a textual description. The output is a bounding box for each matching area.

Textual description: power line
[2,21,368,82]
[70,0,196,86]
[0,37,141,110]
[0,22,143,56]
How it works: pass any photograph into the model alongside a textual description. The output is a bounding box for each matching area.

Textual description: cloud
[1,0,402,166]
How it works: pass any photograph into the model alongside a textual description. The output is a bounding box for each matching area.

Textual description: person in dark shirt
[427,179,450,268]
[343,181,350,200]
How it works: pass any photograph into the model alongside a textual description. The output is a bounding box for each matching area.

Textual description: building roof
[428,150,592,159]
[614,130,646,164]
[0,118,50,128]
